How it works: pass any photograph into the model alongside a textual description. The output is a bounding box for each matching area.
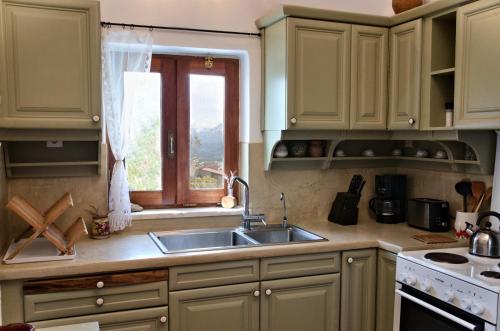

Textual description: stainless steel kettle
[466,211,500,258]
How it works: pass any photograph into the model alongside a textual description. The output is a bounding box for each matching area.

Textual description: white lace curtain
[102,29,153,232]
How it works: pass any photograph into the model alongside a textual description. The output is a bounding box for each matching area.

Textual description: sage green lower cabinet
[169,282,260,331]
[260,274,340,331]
[340,249,377,331]
[31,306,168,331]
[375,250,397,331]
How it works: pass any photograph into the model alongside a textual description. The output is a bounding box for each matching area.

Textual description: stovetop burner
[424,252,469,264]
[481,271,500,279]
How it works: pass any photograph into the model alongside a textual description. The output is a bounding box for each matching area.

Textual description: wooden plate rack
[5,193,88,261]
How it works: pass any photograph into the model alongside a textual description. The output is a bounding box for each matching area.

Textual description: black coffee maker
[369,175,407,224]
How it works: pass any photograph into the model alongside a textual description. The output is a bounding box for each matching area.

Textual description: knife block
[328,192,360,226]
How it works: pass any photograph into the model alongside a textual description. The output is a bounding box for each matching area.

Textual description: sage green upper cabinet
[264,18,351,130]
[350,25,388,130]
[0,0,101,129]
[375,250,397,331]
[454,0,500,129]
[340,249,377,331]
[388,19,422,130]
[169,282,260,331]
[261,274,340,331]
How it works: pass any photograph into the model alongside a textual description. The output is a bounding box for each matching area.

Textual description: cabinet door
[455,0,500,128]
[32,307,168,331]
[350,25,388,130]
[169,282,259,331]
[261,274,340,331]
[340,249,377,331]
[388,19,422,130]
[287,18,351,130]
[375,250,397,331]
[0,0,101,129]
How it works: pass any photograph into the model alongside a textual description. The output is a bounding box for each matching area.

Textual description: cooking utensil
[471,181,485,210]
[466,211,500,258]
[455,181,472,212]
[474,187,493,213]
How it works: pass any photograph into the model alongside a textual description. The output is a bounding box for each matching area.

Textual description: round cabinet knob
[265,289,272,296]
[290,117,297,125]
[408,118,416,126]
[461,298,472,310]
[420,279,432,292]
[471,302,485,315]
[96,281,104,289]
[405,275,417,286]
[92,115,100,123]
[96,297,104,306]
[253,290,260,297]
[444,290,455,303]
[347,257,354,264]
[159,316,167,324]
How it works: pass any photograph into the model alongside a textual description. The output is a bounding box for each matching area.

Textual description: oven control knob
[461,298,472,310]
[420,279,432,292]
[471,302,485,315]
[405,275,417,286]
[444,290,455,303]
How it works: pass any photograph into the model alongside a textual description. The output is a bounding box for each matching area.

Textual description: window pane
[125,72,162,191]
[189,74,225,190]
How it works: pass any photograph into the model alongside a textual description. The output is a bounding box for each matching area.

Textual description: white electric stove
[394,247,500,331]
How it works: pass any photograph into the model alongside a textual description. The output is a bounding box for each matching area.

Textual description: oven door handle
[396,289,481,331]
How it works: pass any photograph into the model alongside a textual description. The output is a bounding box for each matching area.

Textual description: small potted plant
[86,205,111,239]
[221,170,238,209]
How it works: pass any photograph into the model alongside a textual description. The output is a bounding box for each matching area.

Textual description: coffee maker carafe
[369,175,407,224]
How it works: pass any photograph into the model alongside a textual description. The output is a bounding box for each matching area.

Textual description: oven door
[393,284,494,331]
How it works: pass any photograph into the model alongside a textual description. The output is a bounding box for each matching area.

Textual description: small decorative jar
[273,142,288,158]
[308,140,324,157]
[91,217,110,239]
[289,141,308,157]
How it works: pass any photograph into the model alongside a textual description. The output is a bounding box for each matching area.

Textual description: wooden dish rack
[4,193,88,261]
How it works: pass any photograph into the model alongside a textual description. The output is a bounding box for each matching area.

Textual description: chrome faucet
[229,176,266,230]
[280,192,288,228]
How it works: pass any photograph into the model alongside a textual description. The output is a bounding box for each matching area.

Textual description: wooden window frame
[122,55,239,208]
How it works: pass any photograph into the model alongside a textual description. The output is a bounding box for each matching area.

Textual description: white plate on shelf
[2,237,75,264]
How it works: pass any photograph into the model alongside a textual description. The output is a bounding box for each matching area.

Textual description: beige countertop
[0,220,466,281]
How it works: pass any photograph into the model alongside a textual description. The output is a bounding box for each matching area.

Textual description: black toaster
[407,198,450,232]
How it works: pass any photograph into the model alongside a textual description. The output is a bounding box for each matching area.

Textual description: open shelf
[430,67,455,76]
[3,140,101,178]
[263,130,495,174]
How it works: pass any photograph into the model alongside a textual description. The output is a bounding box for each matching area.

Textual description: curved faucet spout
[229,176,250,217]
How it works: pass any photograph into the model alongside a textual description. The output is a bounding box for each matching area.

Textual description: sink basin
[243,225,326,244]
[149,225,326,254]
[149,229,259,254]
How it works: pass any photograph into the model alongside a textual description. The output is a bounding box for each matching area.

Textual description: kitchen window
[119,55,239,208]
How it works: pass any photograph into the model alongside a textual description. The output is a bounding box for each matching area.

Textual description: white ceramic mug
[455,211,478,239]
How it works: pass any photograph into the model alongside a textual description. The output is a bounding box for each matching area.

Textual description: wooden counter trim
[23,269,168,294]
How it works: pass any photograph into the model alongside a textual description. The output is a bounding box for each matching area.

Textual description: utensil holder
[455,211,478,239]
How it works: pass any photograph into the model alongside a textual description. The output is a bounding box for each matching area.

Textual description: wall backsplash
[247,143,494,226]
[4,147,108,242]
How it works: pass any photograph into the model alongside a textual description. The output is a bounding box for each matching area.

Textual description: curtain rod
[101,22,261,37]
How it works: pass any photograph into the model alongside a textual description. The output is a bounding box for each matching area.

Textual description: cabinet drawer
[24,281,168,322]
[261,252,340,280]
[32,306,168,331]
[169,259,259,291]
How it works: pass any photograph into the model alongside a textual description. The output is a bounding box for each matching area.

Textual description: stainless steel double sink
[149,225,326,254]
